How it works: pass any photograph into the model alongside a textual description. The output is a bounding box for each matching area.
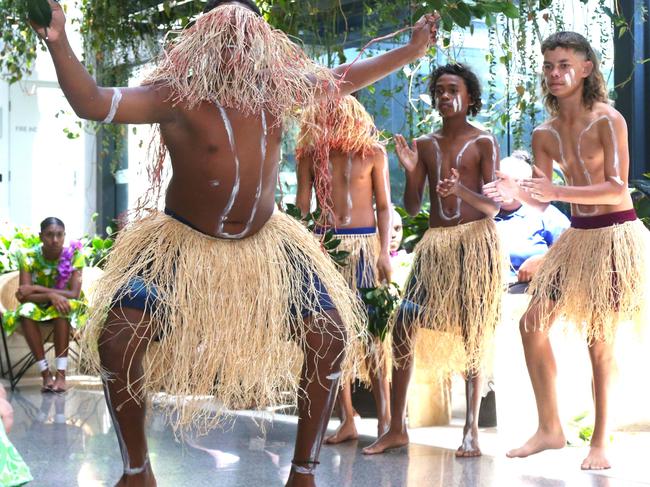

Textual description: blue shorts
[314,226,378,291]
[115,209,336,318]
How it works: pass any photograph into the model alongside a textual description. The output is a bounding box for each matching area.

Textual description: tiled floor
[4,379,649,487]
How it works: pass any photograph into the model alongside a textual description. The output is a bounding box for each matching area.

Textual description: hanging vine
[0,0,646,179]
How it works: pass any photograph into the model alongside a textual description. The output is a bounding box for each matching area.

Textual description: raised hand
[437,167,461,197]
[408,12,441,57]
[483,170,519,203]
[519,166,557,203]
[394,134,419,172]
[30,0,66,43]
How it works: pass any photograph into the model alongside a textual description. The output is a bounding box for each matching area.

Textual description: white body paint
[537,115,623,216]
[219,111,268,239]
[434,134,496,221]
[215,104,241,234]
[563,68,576,88]
[342,154,353,225]
[461,380,476,452]
[213,106,268,239]
[102,378,149,475]
[381,153,391,213]
[307,369,342,463]
[102,88,123,124]
[431,136,459,221]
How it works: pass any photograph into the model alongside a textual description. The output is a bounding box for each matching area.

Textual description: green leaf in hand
[26,0,52,28]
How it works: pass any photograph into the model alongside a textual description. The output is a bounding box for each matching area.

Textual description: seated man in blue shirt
[494,151,570,293]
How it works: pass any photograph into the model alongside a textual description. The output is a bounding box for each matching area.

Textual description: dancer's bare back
[160,98,282,237]
[298,148,387,228]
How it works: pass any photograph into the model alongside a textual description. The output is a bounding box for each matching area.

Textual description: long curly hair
[428,63,482,117]
[540,31,608,115]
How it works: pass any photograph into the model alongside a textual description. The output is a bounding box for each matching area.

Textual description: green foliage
[0,230,40,274]
[0,0,42,83]
[567,411,612,446]
[283,203,349,265]
[82,233,114,269]
[0,219,115,274]
[395,206,430,253]
[578,425,594,443]
[0,1,531,84]
[359,282,400,341]
[25,0,52,28]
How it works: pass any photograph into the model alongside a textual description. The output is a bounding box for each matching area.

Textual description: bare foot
[581,446,611,470]
[52,372,67,393]
[456,427,481,457]
[285,470,316,487]
[362,429,409,455]
[40,371,54,393]
[325,419,358,444]
[507,428,566,458]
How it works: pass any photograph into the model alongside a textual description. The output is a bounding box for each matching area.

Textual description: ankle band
[56,357,68,371]
[291,459,320,476]
[124,457,149,476]
[37,359,49,372]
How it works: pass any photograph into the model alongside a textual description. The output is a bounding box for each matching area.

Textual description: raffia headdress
[296,95,385,220]
[144,4,335,121]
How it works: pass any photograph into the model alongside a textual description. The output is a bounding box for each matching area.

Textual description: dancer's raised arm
[329,14,440,97]
[31,0,175,124]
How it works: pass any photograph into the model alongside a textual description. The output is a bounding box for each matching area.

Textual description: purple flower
[55,240,82,290]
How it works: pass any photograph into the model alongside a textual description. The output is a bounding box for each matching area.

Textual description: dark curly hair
[428,63,482,117]
[540,31,608,115]
[204,0,262,16]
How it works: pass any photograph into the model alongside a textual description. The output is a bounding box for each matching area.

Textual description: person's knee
[98,308,148,366]
[589,341,615,366]
[304,310,346,368]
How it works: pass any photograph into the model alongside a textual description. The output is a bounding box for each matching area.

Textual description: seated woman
[494,151,570,293]
[2,217,86,393]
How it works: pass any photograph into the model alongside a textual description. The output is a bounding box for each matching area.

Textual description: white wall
[0,2,96,239]
[0,82,9,220]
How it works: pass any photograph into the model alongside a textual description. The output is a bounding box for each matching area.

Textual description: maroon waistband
[570,209,637,229]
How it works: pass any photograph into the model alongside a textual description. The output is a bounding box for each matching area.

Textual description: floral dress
[2,243,87,335]
[0,421,32,486]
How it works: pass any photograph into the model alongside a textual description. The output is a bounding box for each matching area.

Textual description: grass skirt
[335,233,380,291]
[395,219,504,376]
[334,233,390,384]
[528,219,650,343]
[81,211,366,434]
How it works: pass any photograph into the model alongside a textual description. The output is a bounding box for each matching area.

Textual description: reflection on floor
[4,380,649,487]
